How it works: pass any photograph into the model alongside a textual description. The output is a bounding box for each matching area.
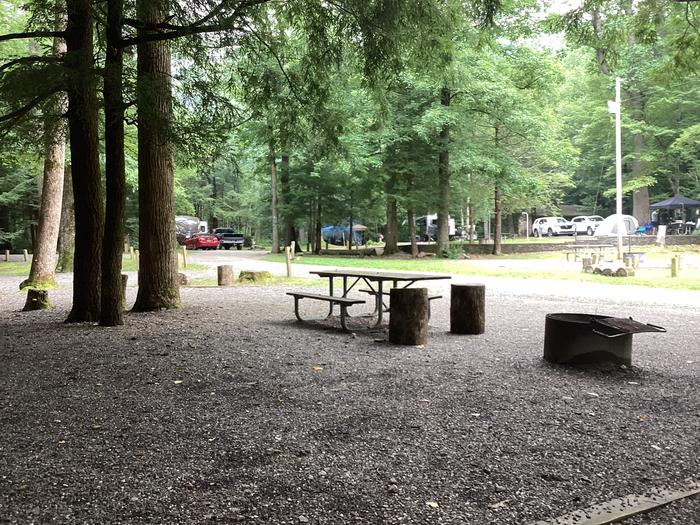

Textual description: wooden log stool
[217,265,234,286]
[450,284,485,335]
[389,288,429,345]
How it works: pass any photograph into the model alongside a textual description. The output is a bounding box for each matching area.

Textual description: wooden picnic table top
[309,269,452,282]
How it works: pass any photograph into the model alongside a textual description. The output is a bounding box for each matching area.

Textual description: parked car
[183,233,220,250]
[571,215,604,236]
[213,228,245,250]
[532,216,575,237]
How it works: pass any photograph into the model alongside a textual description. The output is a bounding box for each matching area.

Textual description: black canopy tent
[649,194,700,209]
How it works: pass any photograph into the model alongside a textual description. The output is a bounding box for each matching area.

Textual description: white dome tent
[593,214,639,237]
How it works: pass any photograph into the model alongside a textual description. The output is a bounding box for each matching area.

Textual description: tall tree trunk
[314,198,322,254]
[407,206,418,258]
[591,9,610,75]
[281,153,293,247]
[492,183,502,256]
[630,127,650,223]
[100,0,126,325]
[56,164,75,272]
[384,173,398,255]
[132,0,180,311]
[269,134,280,254]
[23,9,67,303]
[65,0,103,323]
[437,86,451,254]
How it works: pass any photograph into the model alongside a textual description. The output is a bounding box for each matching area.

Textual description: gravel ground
[0,254,698,524]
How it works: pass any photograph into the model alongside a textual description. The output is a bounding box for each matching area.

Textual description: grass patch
[265,254,700,290]
[0,261,30,277]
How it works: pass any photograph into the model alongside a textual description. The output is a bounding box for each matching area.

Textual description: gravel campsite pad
[1,272,699,524]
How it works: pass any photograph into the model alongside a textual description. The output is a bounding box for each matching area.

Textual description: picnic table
[290,269,451,329]
[563,243,615,261]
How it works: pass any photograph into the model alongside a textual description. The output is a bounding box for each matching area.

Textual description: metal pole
[615,77,623,260]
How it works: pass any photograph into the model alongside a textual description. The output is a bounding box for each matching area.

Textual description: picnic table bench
[286,292,365,330]
[288,269,451,330]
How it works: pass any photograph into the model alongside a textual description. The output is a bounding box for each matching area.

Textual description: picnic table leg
[339,303,350,331]
[373,280,384,327]
[293,296,304,322]
[327,277,334,317]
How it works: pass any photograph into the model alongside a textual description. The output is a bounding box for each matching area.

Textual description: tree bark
[314,198,322,254]
[492,183,502,256]
[437,86,451,254]
[56,164,75,273]
[132,0,180,311]
[65,0,103,323]
[389,288,429,345]
[384,173,398,255]
[24,9,67,293]
[281,153,293,248]
[269,134,280,254]
[217,265,234,286]
[407,206,418,257]
[100,0,126,326]
[450,284,485,335]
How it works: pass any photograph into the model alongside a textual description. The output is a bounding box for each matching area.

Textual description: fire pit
[543,313,665,366]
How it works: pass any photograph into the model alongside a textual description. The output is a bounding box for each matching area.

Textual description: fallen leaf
[426,501,439,508]
[313,366,323,372]
[173,380,183,385]
[586,392,599,397]
[651,444,662,451]
[489,499,510,509]
[418,399,431,404]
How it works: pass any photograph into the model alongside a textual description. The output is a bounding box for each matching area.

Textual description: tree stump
[23,289,50,311]
[450,284,485,335]
[177,272,188,286]
[389,288,429,345]
[582,257,593,273]
[217,265,234,286]
[238,270,271,282]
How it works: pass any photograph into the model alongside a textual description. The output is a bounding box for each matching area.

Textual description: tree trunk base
[450,284,485,334]
[389,288,429,345]
[23,289,51,311]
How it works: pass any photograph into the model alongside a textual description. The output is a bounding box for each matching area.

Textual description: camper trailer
[415,214,456,241]
[175,216,208,244]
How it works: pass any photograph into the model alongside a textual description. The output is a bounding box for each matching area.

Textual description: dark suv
[213,228,245,250]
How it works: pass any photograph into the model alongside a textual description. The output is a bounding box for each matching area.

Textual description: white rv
[415,214,456,241]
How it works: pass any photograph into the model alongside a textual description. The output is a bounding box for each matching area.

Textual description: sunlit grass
[265,252,700,291]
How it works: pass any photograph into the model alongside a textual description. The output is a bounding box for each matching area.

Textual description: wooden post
[129,246,135,260]
[389,288,429,345]
[134,249,140,270]
[182,245,188,269]
[121,274,128,310]
[284,246,292,277]
[450,284,486,335]
[22,249,28,262]
[290,241,296,259]
[4,249,9,262]
[217,265,234,286]
[671,256,679,277]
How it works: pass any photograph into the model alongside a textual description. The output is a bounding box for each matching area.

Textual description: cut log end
[217,265,234,286]
[389,288,429,346]
[450,284,485,335]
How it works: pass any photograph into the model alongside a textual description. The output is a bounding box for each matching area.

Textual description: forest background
[1,0,699,325]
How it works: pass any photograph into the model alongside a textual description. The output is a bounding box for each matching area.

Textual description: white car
[571,215,604,236]
[532,216,575,237]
